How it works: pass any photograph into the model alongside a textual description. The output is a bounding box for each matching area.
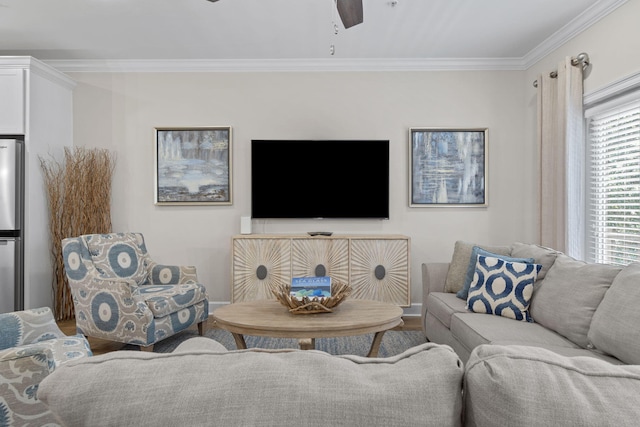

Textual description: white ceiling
[0,0,626,71]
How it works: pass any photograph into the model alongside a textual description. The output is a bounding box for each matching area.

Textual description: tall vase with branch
[40,147,117,320]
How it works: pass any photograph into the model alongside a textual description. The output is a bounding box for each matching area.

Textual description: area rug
[149,329,427,357]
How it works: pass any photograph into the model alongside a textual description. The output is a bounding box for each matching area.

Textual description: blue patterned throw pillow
[466,255,541,322]
[456,246,534,300]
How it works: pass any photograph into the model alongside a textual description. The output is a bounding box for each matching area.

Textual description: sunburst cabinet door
[232,238,291,302]
[350,238,410,306]
[291,238,349,285]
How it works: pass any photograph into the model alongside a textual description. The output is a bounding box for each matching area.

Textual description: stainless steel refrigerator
[0,137,24,313]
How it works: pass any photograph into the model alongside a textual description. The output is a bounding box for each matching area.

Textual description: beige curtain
[537,57,585,253]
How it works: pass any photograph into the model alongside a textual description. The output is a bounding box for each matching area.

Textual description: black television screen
[251,140,390,219]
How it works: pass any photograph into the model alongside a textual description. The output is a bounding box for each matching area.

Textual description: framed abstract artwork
[409,128,487,207]
[154,126,232,205]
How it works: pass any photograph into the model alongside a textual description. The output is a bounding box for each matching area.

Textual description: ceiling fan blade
[336,0,363,29]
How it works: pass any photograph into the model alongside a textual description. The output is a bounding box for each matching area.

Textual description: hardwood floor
[57,315,422,356]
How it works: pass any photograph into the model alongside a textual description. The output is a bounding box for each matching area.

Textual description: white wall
[66,0,640,308]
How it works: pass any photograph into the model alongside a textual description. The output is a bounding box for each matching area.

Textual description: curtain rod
[532,52,590,88]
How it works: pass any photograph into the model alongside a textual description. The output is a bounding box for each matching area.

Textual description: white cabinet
[0,57,75,312]
[0,69,25,134]
[232,234,411,306]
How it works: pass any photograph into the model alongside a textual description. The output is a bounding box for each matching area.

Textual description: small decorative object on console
[290,276,332,298]
[273,282,352,314]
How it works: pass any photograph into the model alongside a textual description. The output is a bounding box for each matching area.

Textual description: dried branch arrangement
[272,282,352,314]
[40,147,116,320]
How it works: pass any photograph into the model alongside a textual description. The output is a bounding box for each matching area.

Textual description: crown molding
[45,57,526,73]
[0,56,76,89]
[522,0,627,69]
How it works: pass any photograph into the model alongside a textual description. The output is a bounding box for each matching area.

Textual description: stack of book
[290,276,332,299]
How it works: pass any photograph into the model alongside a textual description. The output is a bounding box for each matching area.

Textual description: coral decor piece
[40,147,116,320]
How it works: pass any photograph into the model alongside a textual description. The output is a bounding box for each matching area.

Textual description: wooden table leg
[231,333,247,350]
[298,338,315,350]
[367,331,387,357]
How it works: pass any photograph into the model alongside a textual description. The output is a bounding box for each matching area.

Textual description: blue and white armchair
[0,307,91,426]
[61,232,209,350]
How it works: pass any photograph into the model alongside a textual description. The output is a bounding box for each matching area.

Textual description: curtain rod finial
[573,52,590,68]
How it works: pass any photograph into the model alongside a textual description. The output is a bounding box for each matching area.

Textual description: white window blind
[587,100,640,265]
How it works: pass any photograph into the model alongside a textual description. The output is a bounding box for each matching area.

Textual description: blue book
[290,276,332,299]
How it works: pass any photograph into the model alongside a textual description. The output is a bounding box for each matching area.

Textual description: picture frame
[154,126,232,205]
[409,128,487,207]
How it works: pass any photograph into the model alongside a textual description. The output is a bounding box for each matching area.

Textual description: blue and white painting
[156,128,232,204]
[410,129,486,206]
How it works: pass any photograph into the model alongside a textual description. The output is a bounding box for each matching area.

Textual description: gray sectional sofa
[29,242,640,426]
[421,241,640,365]
[37,336,640,426]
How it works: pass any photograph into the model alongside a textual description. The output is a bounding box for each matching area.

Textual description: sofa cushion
[481,341,623,364]
[464,345,640,426]
[466,256,540,322]
[457,248,534,300]
[424,292,468,329]
[450,312,580,352]
[509,242,559,284]
[529,254,621,348]
[38,343,464,427]
[173,337,228,353]
[588,262,640,365]
[444,241,511,293]
[137,283,208,318]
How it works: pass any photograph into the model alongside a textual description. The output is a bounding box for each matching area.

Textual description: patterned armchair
[61,232,209,350]
[0,307,92,426]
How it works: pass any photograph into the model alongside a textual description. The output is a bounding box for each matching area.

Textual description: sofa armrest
[0,346,54,366]
[0,346,60,425]
[75,277,151,317]
[422,263,450,297]
[70,278,155,340]
[421,263,450,323]
[0,307,65,349]
[76,277,138,299]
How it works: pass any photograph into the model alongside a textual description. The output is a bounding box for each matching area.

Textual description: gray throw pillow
[588,262,640,364]
[529,254,622,348]
[509,242,559,283]
[444,241,511,293]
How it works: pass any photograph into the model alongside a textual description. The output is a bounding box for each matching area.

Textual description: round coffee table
[212,299,404,357]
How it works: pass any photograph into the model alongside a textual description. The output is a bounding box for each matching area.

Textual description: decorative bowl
[272,282,352,314]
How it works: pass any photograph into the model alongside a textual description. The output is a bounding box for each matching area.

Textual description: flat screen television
[251,140,390,219]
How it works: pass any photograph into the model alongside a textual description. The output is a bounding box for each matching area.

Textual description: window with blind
[587,99,640,265]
